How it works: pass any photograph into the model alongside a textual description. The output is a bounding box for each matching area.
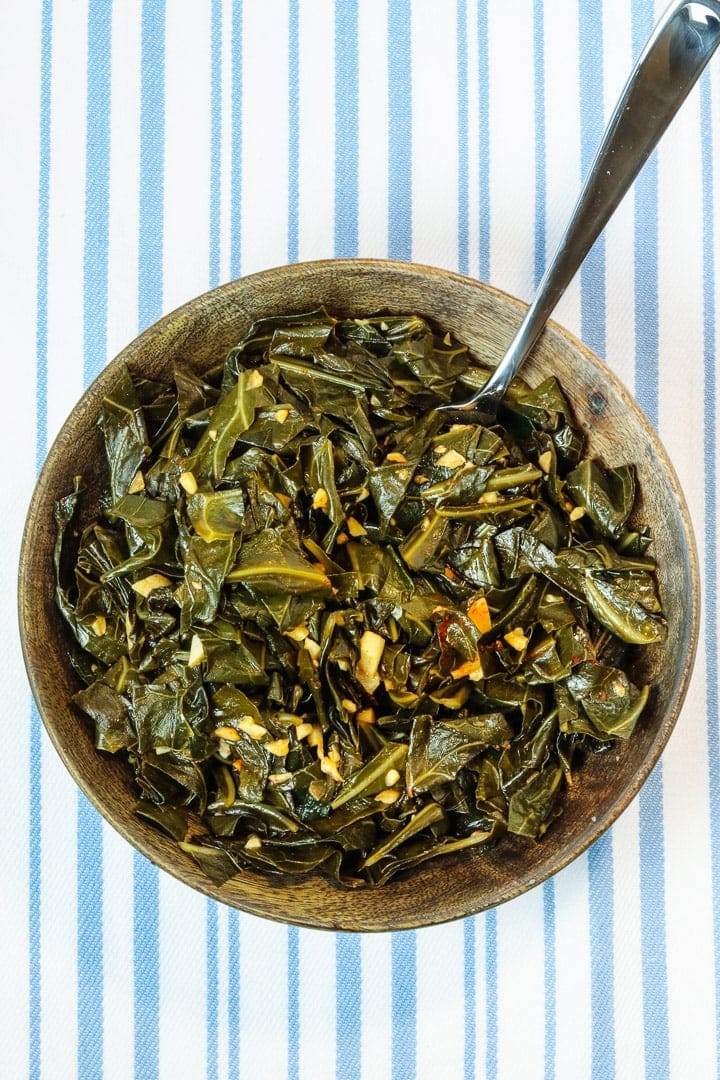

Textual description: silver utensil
[440,0,720,425]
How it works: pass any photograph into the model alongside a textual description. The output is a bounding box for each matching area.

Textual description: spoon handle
[476,0,720,416]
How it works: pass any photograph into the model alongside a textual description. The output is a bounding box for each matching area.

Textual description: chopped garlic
[237,716,268,739]
[304,637,321,662]
[341,698,358,714]
[436,448,466,470]
[269,771,293,785]
[328,745,342,767]
[306,724,324,752]
[320,755,343,783]
[179,470,198,495]
[538,450,553,474]
[266,738,290,756]
[91,614,107,637]
[356,630,386,693]
[244,834,263,851]
[285,624,309,642]
[504,627,529,651]
[128,470,145,494]
[207,428,218,441]
[478,491,500,504]
[131,573,172,597]
[386,452,407,463]
[187,633,205,668]
[375,788,401,805]
[384,768,401,787]
[312,487,329,510]
[295,722,314,740]
[275,407,290,423]
[346,516,367,537]
[357,707,376,725]
[214,725,241,742]
[246,369,264,389]
[569,505,586,521]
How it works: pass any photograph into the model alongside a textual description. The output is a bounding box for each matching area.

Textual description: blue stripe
[288,926,300,1080]
[334,0,359,259]
[701,74,720,1073]
[485,908,498,1080]
[76,784,104,1080]
[206,903,218,1080]
[30,3,54,1076]
[78,8,112,1069]
[387,0,412,261]
[477,0,489,281]
[133,851,160,1079]
[336,936,361,1080]
[630,4,670,1075]
[578,6,615,1075]
[391,931,416,1080]
[209,0,223,288]
[230,0,243,279]
[463,918,476,1080]
[587,837,615,1077]
[134,6,166,1077]
[288,0,300,265]
[228,913,240,1080]
[457,0,469,276]
[543,882,556,1080]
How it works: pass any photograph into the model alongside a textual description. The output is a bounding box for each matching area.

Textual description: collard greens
[55,310,666,888]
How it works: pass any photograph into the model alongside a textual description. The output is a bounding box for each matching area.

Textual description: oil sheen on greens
[55,310,666,889]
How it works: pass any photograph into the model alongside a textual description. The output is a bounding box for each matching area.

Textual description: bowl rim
[18,257,701,930]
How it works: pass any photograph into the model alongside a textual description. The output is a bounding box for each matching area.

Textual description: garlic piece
[356,630,386,693]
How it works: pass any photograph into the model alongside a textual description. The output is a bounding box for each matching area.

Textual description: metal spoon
[440,0,720,426]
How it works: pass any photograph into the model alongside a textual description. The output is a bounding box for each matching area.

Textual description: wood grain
[18,259,699,931]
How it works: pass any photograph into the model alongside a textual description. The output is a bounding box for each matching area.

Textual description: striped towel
[5,1,719,1077]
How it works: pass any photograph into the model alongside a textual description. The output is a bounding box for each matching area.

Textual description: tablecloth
[4,1,719,1077]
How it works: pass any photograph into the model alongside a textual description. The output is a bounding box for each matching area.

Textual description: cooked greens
[55,310,666,888]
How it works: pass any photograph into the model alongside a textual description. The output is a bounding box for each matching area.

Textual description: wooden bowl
[18,260,699,931]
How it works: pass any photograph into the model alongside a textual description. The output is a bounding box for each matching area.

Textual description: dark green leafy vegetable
[56,310,666,888]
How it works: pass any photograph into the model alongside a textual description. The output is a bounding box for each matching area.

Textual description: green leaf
[99,365,150,502]
[407,715,502,795]
[227,528,332,595]
[565,459,636,538]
